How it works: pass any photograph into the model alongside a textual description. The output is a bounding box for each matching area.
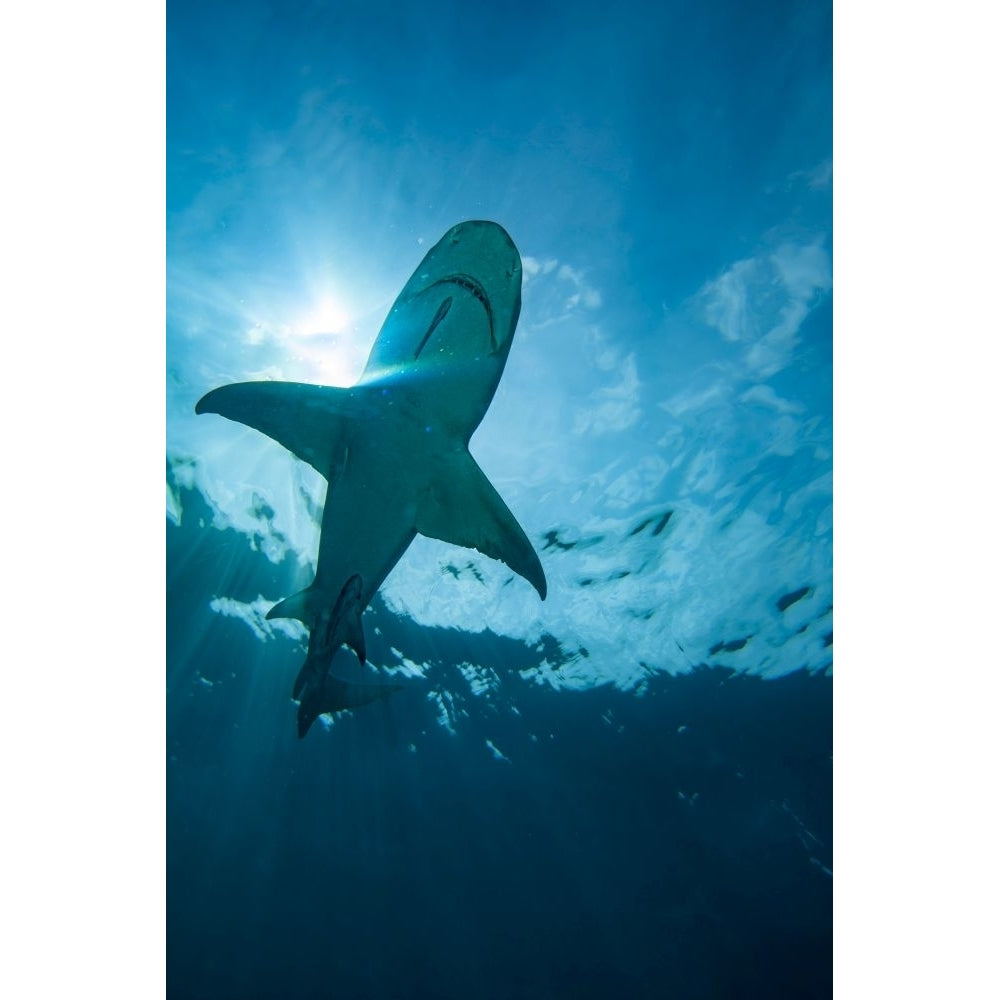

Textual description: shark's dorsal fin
[416,449,547,600]
[195,381,355,479]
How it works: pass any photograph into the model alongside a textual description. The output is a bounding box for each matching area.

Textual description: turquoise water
[167,1,832,996]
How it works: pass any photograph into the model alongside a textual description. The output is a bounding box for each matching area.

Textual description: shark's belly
[311,432,424,608]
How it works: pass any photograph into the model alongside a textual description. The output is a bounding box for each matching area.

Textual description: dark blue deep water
[168,478,831,999]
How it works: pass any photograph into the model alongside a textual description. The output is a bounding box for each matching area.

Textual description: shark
[196,220,547,736]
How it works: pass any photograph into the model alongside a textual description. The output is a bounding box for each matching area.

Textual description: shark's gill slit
[414,295,453,358]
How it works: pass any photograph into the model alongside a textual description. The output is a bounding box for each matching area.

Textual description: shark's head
[360,221,522,423]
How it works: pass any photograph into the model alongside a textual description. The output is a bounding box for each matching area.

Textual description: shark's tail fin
[296,686,326,739]
[297,676,403,738]
[292,656,318,701]
[288,574,368,700]
[290,631,367,700]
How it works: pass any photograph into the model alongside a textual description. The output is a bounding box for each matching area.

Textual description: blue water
[168,1,832,996]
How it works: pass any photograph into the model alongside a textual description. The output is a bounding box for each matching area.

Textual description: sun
[282,290,372,387]
[296,295,350,337]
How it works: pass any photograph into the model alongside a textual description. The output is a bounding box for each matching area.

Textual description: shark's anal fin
[344,606,366,666]
[417,449,547,600]
[195,381,357,479]
[320,573,367,666]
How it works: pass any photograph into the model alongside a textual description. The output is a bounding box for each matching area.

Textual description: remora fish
[196,220,547,735]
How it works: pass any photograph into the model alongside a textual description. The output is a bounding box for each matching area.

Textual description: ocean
[167,1,832,996]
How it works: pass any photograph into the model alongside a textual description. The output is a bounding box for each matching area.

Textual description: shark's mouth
[428,273,497,352]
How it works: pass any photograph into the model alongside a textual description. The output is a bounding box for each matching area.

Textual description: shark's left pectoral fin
[417,450,547,600]
[196,380,356,479]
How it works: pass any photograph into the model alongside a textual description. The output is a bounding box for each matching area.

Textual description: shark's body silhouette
[197,221,546,736]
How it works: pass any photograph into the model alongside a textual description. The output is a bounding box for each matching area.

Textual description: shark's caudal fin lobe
[417,448,547,600]
[297,676,403,738]
[297,693,323,739]
[292,661,310,701]
[196,381,356,479]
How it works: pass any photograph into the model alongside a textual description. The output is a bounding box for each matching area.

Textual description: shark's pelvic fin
[195,381,356,479]
[417,448,547,600]
[266,587,321,624]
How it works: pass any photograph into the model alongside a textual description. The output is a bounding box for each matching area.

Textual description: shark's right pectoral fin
[417,449,547,600]
[196,381,357,479]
